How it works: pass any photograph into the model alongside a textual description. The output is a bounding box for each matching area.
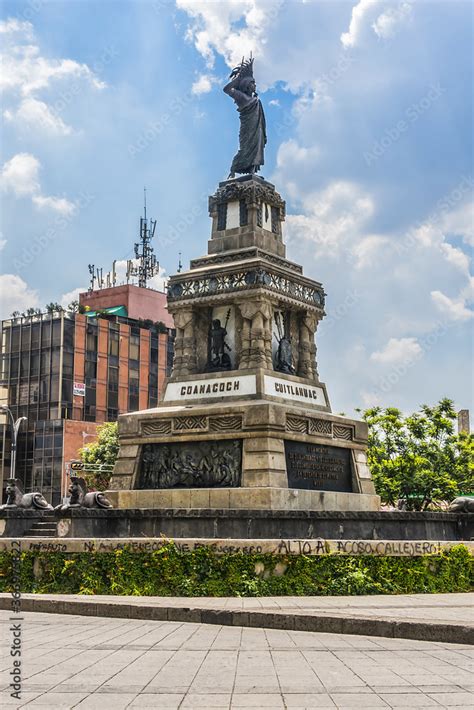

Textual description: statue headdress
[229,54,254,82]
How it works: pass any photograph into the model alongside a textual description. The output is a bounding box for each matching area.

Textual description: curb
[0,596,472,645]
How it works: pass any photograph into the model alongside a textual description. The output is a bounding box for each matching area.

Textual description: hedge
[0,543,472,597]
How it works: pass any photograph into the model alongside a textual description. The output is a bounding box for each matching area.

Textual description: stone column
[172,308,197,376]
[238,300,272,369]
[298,312,318,380]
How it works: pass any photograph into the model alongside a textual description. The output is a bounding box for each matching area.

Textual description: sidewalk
[1,592,473,644]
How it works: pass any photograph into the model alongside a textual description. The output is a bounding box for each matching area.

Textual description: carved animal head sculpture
[448,496,474,513]
[1,478,53,510]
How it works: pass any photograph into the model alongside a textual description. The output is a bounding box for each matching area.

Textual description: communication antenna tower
[130,187,159,288]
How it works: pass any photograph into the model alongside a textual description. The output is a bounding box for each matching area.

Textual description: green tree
[362,398,473,510]
[79,422,119,491]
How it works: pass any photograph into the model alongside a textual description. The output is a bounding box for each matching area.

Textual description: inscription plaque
[284,441,352,492]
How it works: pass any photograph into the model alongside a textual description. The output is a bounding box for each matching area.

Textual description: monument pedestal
[109,176,379,513]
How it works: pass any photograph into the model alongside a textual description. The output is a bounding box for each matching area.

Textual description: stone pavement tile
[283,693,336,707]
[233,651,280,694]
[270,650,324,693]
[418,685,467,693]
[189,650,238,694]
[127,694,184,708]
[145,649,207,693]
[372,686,423,694]
[211,627,242,650]
[230,694,285,708]
[323,685,375,694]
[329,693,389,707]
[21,691,89,707]
[1,693,40,707]
[427,692,474,706]
[379,692,440,706]
[180,693,231,708]
[74,692,137,708]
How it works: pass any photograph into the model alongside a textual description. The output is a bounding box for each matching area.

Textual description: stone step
[25,521,58,537]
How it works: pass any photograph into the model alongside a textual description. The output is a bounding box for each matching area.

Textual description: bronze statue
[224,56,267,178]
[209,310,232,370]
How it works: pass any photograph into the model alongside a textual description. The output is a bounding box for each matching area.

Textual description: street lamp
[0,406,27,481]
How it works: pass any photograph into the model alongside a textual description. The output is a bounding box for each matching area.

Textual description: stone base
[110,396,377,509]
[106,488,380,512]
[1,508,472,541]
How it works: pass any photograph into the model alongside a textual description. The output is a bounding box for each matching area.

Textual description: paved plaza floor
[0,610,473,709]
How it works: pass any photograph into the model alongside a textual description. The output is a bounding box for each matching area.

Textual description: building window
[129,333,140,361]
[86,323,98,354]
[52,319,62,347]
[239,199,248,226]
[109,328,119,357]
[217,202,227,230]
[107,408,118,421]
[85,360,97,385]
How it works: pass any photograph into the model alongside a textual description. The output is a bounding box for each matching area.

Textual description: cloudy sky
[1,0,472,415]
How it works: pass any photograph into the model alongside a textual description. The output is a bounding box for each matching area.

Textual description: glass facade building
[0,308,174,505]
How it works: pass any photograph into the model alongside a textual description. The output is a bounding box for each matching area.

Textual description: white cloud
[0,18,34,39]
[352,234,389,269]
[1,152,76,215]
[431,290,473,322]
[282,179,374,259]
[1,17,105,134]
[0,153,40,196]
[32,194,76,216]
[341,0,379,48]
[191,73,217,95]
[4,97,73,136]
[176,0,282,69]
[372,2,413,40]
[341,0,412,48]
[370,337,422,364]
[268,99,280,107]
[60,287,88,308]
[0,274,40,319]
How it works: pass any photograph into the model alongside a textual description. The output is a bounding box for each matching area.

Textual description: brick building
[0,286,174,504]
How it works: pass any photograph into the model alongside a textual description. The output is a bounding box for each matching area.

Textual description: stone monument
[108,58,379,513]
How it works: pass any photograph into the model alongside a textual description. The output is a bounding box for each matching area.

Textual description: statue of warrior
[224,56,267,178]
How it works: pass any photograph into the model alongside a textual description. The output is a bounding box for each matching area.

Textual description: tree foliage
[362,398,473,510]
[79,422,119,490]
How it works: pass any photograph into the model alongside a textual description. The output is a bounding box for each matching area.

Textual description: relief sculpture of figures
[138,441,242,489]
[224,56,267,178]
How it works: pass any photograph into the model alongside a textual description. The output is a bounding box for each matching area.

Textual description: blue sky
[1,0,472,416]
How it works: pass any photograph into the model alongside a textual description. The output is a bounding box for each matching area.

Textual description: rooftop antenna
[130,188,160,288]
[88,264,95,291]
[177,251,182,273]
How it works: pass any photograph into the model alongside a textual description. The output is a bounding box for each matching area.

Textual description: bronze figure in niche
[274,311,295,374]
[138,440,242,489]
[208,309,232,371]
